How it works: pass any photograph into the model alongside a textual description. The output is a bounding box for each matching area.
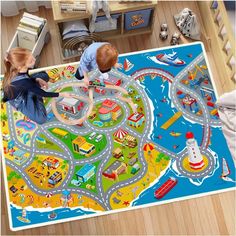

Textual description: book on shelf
[61,8,87,13]
[23,12,46,25]
[17,26,38,50]
[18,23,39,34]
[20,17,43,34]
[17,13,46,51]
[59,1,87,12]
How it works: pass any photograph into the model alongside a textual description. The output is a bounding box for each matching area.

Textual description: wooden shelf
[123,26,152,36]
[95,29,122,39]
[51,0,158,60]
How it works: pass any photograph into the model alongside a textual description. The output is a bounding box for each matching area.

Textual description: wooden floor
[1,1,235,235]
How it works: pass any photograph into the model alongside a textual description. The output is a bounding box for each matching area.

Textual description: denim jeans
[9,73,48,124]
[10,91,47,124]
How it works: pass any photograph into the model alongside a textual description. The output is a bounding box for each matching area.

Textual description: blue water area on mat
[118,43,204,77]
[131,76,236,207]
[16,120,36,131]
[11,205,96,228]
[93,120,104,127]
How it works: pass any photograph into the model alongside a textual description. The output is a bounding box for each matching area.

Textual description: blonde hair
[96,44,118,71]
[3,47,31,98]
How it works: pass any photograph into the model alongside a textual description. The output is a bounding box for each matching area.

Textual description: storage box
[94,14,121,32]
[7,21,50,67]
[125,8,152,30]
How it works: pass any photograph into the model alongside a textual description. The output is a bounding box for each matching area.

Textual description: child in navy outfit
[2,47,72,124]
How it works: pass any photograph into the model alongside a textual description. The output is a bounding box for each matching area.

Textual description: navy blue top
[2,71,59,102]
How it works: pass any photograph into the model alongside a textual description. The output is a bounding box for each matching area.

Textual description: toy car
[89,80,106,87]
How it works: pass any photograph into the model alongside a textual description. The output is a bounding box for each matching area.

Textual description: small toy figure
[159,23,168,40]
[174,8,201,40]
[170,32,180,45]
[161,23,168,31]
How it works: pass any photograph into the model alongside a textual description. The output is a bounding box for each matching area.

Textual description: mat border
[1,42,234,232]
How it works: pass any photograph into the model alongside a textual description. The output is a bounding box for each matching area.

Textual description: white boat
[149,50,186,67]
[221,158,230,178]
[220,158,235,182]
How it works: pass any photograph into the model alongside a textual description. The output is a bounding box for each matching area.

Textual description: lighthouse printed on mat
[124,59,134,72]
[186,132,205,170]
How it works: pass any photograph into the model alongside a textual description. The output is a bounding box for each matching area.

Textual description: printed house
[98,99,122,122]
[43,156,59,169]
[125,134,137,148]
[72,136,95,157]
[98,107,112,122]
[128,112,145,127]
[13,150,28,165]
[58,97,81,114]
[76,164,96,182]
[112,147,123,159]
[102,160,127,181]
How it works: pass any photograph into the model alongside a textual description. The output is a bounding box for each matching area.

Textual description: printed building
[72,136,95,157]
[113,128,128,143]
[125,134,137,148]
[128,112,145,127]
[43,156,60,169]
[76,164,96,182]
[112,147,123,159]
[98,107,112,122]
[186,132,205,170]
[102,160,127,181]
[13,150,27,165]
[58,97,81,114]
[98,99,122,122]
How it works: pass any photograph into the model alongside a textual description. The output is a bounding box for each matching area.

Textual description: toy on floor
[174,8,201,40]
[159,23,168,40]
[170,32,181,45]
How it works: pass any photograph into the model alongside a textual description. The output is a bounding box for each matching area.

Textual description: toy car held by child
[88,80,106,87]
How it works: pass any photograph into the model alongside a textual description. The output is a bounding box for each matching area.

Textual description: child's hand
[84,76,89,87]
[36,78,49,90]
[114,63,123,69]
[59,92,73,98]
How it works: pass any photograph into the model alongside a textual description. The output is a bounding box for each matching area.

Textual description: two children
[2,43,121,124]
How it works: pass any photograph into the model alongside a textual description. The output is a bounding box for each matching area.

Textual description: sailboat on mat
[220,158,235,182]
[124,59,134,72]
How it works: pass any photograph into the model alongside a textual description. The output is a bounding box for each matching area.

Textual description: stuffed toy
[89,0,115,32]
[174,8,201,40]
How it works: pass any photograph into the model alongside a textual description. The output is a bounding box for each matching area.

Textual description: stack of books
[59,0,87,13]
[17,13,46,50]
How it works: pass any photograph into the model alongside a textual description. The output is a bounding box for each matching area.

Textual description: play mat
[1,42,235,231]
